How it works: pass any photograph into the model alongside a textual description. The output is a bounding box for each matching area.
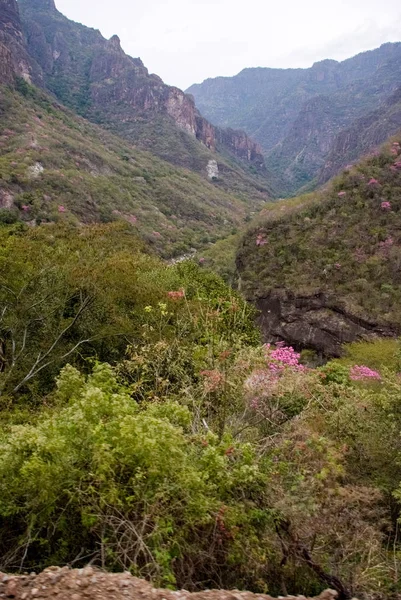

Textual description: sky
[55,0,401,90]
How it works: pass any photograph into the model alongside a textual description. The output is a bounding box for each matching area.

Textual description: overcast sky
[55,0,401,90]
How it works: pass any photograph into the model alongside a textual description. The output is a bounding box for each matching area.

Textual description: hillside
[236,136,401,356]
[1,222,401,598]
[16,0,270,188]
[188,44,401,195]
[0,82,270,257]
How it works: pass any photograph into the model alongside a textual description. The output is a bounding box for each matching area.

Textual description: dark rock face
[17,0,265,173]
[0,0,41,84]
[189,43,401,195]
[255,291,398,357]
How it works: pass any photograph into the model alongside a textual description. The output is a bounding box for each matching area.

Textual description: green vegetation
[0,84,268,258]
[238,136,401,325]
[0,222,401,598]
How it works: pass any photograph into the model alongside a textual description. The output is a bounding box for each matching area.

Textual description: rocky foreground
[0,569,344,600]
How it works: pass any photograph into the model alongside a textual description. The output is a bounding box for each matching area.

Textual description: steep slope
[188,44,401,195]
[0,83,269,258]
[16,0,269,191]
[236,137,401,356]
[319,87,401,184]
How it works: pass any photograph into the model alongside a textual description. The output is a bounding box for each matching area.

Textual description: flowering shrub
[349,365,381,381]
[200,369,224,393]
[381,201,391,210]
[167,288,185,300]
[266,342,306,373]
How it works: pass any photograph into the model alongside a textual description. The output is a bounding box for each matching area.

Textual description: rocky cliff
[17,0,266,175]
[0,0,41,85]
[237,135,401,356]
[189,43,401,195]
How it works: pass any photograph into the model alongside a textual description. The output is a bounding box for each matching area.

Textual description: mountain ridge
[188,43,401,195]
[16,0,268,183]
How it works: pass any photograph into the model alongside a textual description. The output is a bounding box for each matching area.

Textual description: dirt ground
[0,568,342,600]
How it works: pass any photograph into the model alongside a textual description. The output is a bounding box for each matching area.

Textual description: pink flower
[21,205,30,212]
[379,237,394,248]
[265,343,305,372]
[381,201,391,211]
[368,178,379,186]
[335,263,341,269]
[256,233,267,246]
[58,205,66,213]
[338,191,347,197]
[167,289,185,300]
[394,161,401,169]
[199,257,206,264]
[152,231,162,238]
[350,365,381,381]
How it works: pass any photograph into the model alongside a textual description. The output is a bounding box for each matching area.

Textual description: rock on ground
[0,568,343,600]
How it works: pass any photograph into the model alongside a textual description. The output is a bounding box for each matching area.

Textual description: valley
[1,0,401,597]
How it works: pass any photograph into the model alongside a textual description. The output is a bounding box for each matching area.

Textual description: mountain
[0,0,273,257]
[236,136,401,356]
[319,86,401,184]
[0,81,272,258]
[16,0,268,186]
[188,44,401,195]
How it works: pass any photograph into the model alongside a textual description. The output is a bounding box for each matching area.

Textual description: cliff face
[216,127,265,166]
[17,0,265,174]
[0,0,41,85]
[254,291,398,357]
[189,43,401,195]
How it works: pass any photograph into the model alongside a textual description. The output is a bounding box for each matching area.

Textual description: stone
[5,580,17,597]
[206,160,219,180]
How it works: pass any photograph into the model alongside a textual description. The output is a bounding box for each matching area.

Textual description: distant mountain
[319,87,401,184]
[236,136,401,356]
[16,0,270,191]
[188,44,401,195]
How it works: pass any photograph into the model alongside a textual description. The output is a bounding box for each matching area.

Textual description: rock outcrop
[0,568,341,600]
[0,0,41,85]
[255,291,398,357]
[216,127,265,167]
